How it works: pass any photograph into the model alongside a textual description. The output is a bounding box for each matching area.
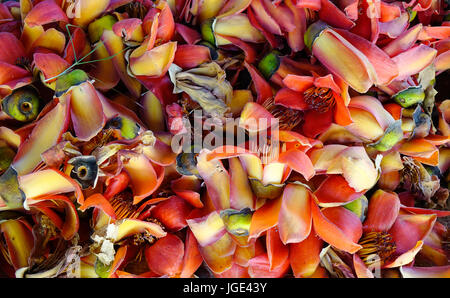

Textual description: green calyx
[343,195,368,222]
[55,69,90,97]
[0,166,25,209]
[392,86,425,108]
[249,178,284,200]
[258,51,281,79]
[220,208,253,236]
[304,21,328,51]
[369,120,403,152]
[201,18,216,46]
[94,258,111,278]
[88,15,118,43]
[105,116,140,140]
[0,144,15,172]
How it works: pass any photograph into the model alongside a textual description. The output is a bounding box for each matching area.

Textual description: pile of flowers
[0,0,449,278]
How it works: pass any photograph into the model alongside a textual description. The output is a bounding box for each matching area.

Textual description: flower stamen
[303,87,335,113]
[358,231,396,267]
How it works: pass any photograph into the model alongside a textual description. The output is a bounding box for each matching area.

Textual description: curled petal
[217,0,252,18]
[0,219,33,270]
[278,150,315,181]
[28,195,79,240]
[19,168,83,204]
[311,27,376,93]
[249,197,282,240]
[214,14,265,45]
[229,157,254,210]
[311,202,362,253]
[101,29,141,98]
[199,232,236,274]
[151,196,193,231]
[130,41,177,77]
[314,175,363,207]
[187,211,227,247]
[388,214,436,257]
[33,53,70,82]
[353,254,374,278]
[114,218,167,241]
[244,62,273,104]
[118,151,164,205]
[196,150,230,210]
[171,176,203,208]
[79,193,116,220]
[71,0,110,28]
[382,24,423,57]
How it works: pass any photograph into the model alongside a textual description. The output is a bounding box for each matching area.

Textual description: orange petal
[173,44,210,69]
[311,202,362,253]
[151,196,193,231]
[353,254,374,278]
[388,214,436,257]
[71,0,110,28]
[129,41,177,78]
[114,218,166,241]
[278,183,312,244]
[289,230,323,278]
[179,230,203,278]
[244,62,273,104]
[266,227,289,270]
[248,253,290,278]
[171,176,203,208]
[319,0,354,29]
[79,193,116,220]
[239,102,276,132]
[69,81,106,141]
[144,233,184,277]
[33,53,70,82]
[249,196,282,239]
[278,150,315,181]
[199,232,236,274]
[19,168,84,204]
[364,190,400,232]
[229,157,254,210]
[314,175,363,207]
[118,151,164,205]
